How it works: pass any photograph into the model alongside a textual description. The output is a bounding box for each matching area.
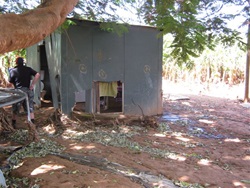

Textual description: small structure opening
[73,91,86,112]
[95,81,123,113]
[39,44,53,107]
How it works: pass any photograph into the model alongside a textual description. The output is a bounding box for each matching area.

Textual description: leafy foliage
[99,22,129,37]
[163,34,246,85]
[0,49,26,70]
[0,0,249,65]
[139,0,248,65]
[56,19,77,33]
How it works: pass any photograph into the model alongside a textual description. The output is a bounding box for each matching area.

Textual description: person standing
[8,57,40,128]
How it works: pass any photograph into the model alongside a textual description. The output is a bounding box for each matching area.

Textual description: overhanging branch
[0,0,79,54]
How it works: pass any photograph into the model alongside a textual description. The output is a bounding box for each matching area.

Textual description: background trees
[142,0,249,100]
[163,36,245,85]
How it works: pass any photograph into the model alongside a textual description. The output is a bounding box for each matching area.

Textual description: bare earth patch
[0,81,250,188]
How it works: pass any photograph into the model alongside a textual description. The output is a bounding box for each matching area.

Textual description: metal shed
[27,19,163,116]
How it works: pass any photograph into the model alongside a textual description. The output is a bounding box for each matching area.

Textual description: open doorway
[95,81,123,113]
[39,44,52,107]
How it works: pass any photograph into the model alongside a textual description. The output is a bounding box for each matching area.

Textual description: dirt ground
[0,81,250,188]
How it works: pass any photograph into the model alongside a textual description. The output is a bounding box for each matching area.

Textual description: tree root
[0,108,15,133]
[51,152,177,188]
[45,108,65,136]
[27,121,39,142]
[0,108,39,142]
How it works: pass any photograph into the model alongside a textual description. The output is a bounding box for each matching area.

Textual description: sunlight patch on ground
[31,164,65,175]
[224,138,241,143]
[86,145,96,149]
[120,126,131,133]
[93,179,114,184]
[198,119,214,124]
[172,132,183,137]
[168,154,186,161]
[14,161,24,169]
[42,124,56,134]
[71,145,84,150]
[69,143,96,150]
[153,133,166,137]
[208,109,215,112]
[240,103,250,108]
[70,144,96,150]
[181,101,191,106]
[243,156,250,161]
[197,159,212,166]
[179,176,189,181]
[0,143,10,147]
[62,129,93,140]
[175,136,190,142]
[233,181,247,188]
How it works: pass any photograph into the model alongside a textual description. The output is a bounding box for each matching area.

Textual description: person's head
[15,57,24,66]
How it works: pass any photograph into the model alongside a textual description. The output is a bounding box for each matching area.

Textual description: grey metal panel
[92,30,124,82]
[26,45,40,106]
[124,26,162,115]
[45,33,60,109]
[61,25,94,114]
[66,25,93,90]
[157,36,163,115]
[61,30,69,114]
[58,20,162,116]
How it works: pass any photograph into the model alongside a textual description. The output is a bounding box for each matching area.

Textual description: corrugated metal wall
[26,45,40,106]
[61,20,162,116]
[61,22,95,114]
[124,26,162,115]
[28,20,162,116]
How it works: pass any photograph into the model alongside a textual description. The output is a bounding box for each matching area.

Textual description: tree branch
[0,0,79,54]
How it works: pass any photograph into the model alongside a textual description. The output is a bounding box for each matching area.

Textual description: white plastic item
[0,169,6,187]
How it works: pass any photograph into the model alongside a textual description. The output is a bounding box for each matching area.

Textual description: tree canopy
[0,0,249,65]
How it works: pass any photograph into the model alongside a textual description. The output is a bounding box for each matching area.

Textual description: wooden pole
[244,21,250,102]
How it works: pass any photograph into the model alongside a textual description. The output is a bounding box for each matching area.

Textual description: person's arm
[8,68,14,84]
[29,72,40,90]
[7,69,15,88]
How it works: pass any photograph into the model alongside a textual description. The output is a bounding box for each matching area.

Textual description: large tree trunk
[0,0,79,54]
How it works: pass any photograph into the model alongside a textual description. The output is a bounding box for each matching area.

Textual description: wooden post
[95,82,100,113]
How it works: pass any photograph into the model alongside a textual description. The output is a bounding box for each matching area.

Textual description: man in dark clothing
[9,57,40,128]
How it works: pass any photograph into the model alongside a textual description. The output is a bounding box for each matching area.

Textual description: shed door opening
[95,81,123,113]
[39,44,52,106]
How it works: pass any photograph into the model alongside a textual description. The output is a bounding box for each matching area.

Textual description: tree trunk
[244,22,250,102]
[0,0,79,54]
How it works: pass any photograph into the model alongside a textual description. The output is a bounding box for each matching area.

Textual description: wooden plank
[95,82,100,113]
